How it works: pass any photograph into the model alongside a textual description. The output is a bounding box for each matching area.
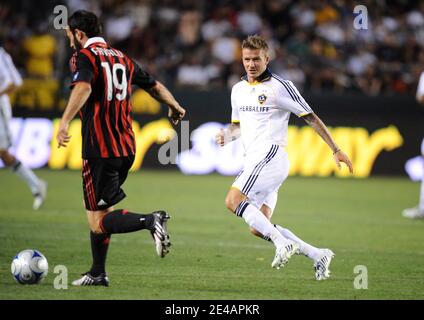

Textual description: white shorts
[232,145,289,212]
[0,96,12,150]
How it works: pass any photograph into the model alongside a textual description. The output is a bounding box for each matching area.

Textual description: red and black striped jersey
[69,37,156,159]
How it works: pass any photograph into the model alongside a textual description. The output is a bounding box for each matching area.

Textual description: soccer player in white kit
[402,71,424,218]
[0,46,47,210]
[216,35,353,280]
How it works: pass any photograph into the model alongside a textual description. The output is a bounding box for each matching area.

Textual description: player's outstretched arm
[57,82,92,148]
[216,123,241,147]
[302,113,353,173]
[145,81,186,125]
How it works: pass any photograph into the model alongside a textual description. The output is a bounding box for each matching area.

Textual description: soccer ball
[11,249,49,284]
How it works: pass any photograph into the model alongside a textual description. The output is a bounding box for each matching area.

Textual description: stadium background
[1,0,424,301]
[1,0,423,176]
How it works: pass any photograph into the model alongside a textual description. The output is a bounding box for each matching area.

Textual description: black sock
[101,209,154,234]
[89,231,111,277]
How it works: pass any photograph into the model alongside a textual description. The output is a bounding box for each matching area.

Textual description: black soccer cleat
[150,211,171,258]
[71,272,109,287]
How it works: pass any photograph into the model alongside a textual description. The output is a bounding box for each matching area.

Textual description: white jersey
[231,69,313,159]
[0,47,23,106]
[0,47,22,149]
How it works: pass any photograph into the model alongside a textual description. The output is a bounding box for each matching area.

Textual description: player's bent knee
[89,221,104,234]
[87,214,105,234]
[225,195,240,213]
[86,208,113,234]
[225,188,247,213]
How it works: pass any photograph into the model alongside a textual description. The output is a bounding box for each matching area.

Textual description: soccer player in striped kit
[57,10,185,286]
[0,46,47,210]
[216,35,353,280]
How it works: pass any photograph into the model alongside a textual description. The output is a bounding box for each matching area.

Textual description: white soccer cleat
[150,211,171,258]
[402,207,424,219]
[271,241,299,269]
[314,249,335,281]
[33,180,48,210]
[72,272,109,287]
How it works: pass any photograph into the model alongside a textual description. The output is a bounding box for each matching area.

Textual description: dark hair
[68,10,102,37]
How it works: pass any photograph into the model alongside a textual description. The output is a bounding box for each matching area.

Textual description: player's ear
[265,52,270,64]
[74,29,85,42]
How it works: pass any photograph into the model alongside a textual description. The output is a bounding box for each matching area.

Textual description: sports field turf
[0,169,423,300]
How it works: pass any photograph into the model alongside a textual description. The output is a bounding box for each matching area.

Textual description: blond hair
[241,35,269,51]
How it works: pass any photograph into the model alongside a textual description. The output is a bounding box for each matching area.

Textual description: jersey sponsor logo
[239,105,270,112]
[258,94,267,104]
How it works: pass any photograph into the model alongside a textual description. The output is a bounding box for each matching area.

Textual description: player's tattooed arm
[302,113,353,173]
[146,81,186,125]
[302,113,339,152]
[57,82,92,148]
[216,123,241,146]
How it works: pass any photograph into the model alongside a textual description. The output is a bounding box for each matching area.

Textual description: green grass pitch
[0,169,423,300]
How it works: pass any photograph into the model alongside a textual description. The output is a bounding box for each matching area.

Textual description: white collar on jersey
[84,37,106,48]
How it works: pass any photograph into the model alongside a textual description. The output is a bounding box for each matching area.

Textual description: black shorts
[82,155,135,211]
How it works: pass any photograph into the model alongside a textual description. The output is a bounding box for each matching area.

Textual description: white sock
[12,160,41,195]
[236,200,287,249]
[274,224,321,260]
[420,179,424,213]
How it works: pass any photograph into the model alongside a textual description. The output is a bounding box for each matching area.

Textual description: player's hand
[215,129,226,147]
[168,105,186,125]
[333,150,353,174]
[57,121,71,148]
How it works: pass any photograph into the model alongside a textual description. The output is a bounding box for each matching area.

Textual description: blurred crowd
[1,0,424,96]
